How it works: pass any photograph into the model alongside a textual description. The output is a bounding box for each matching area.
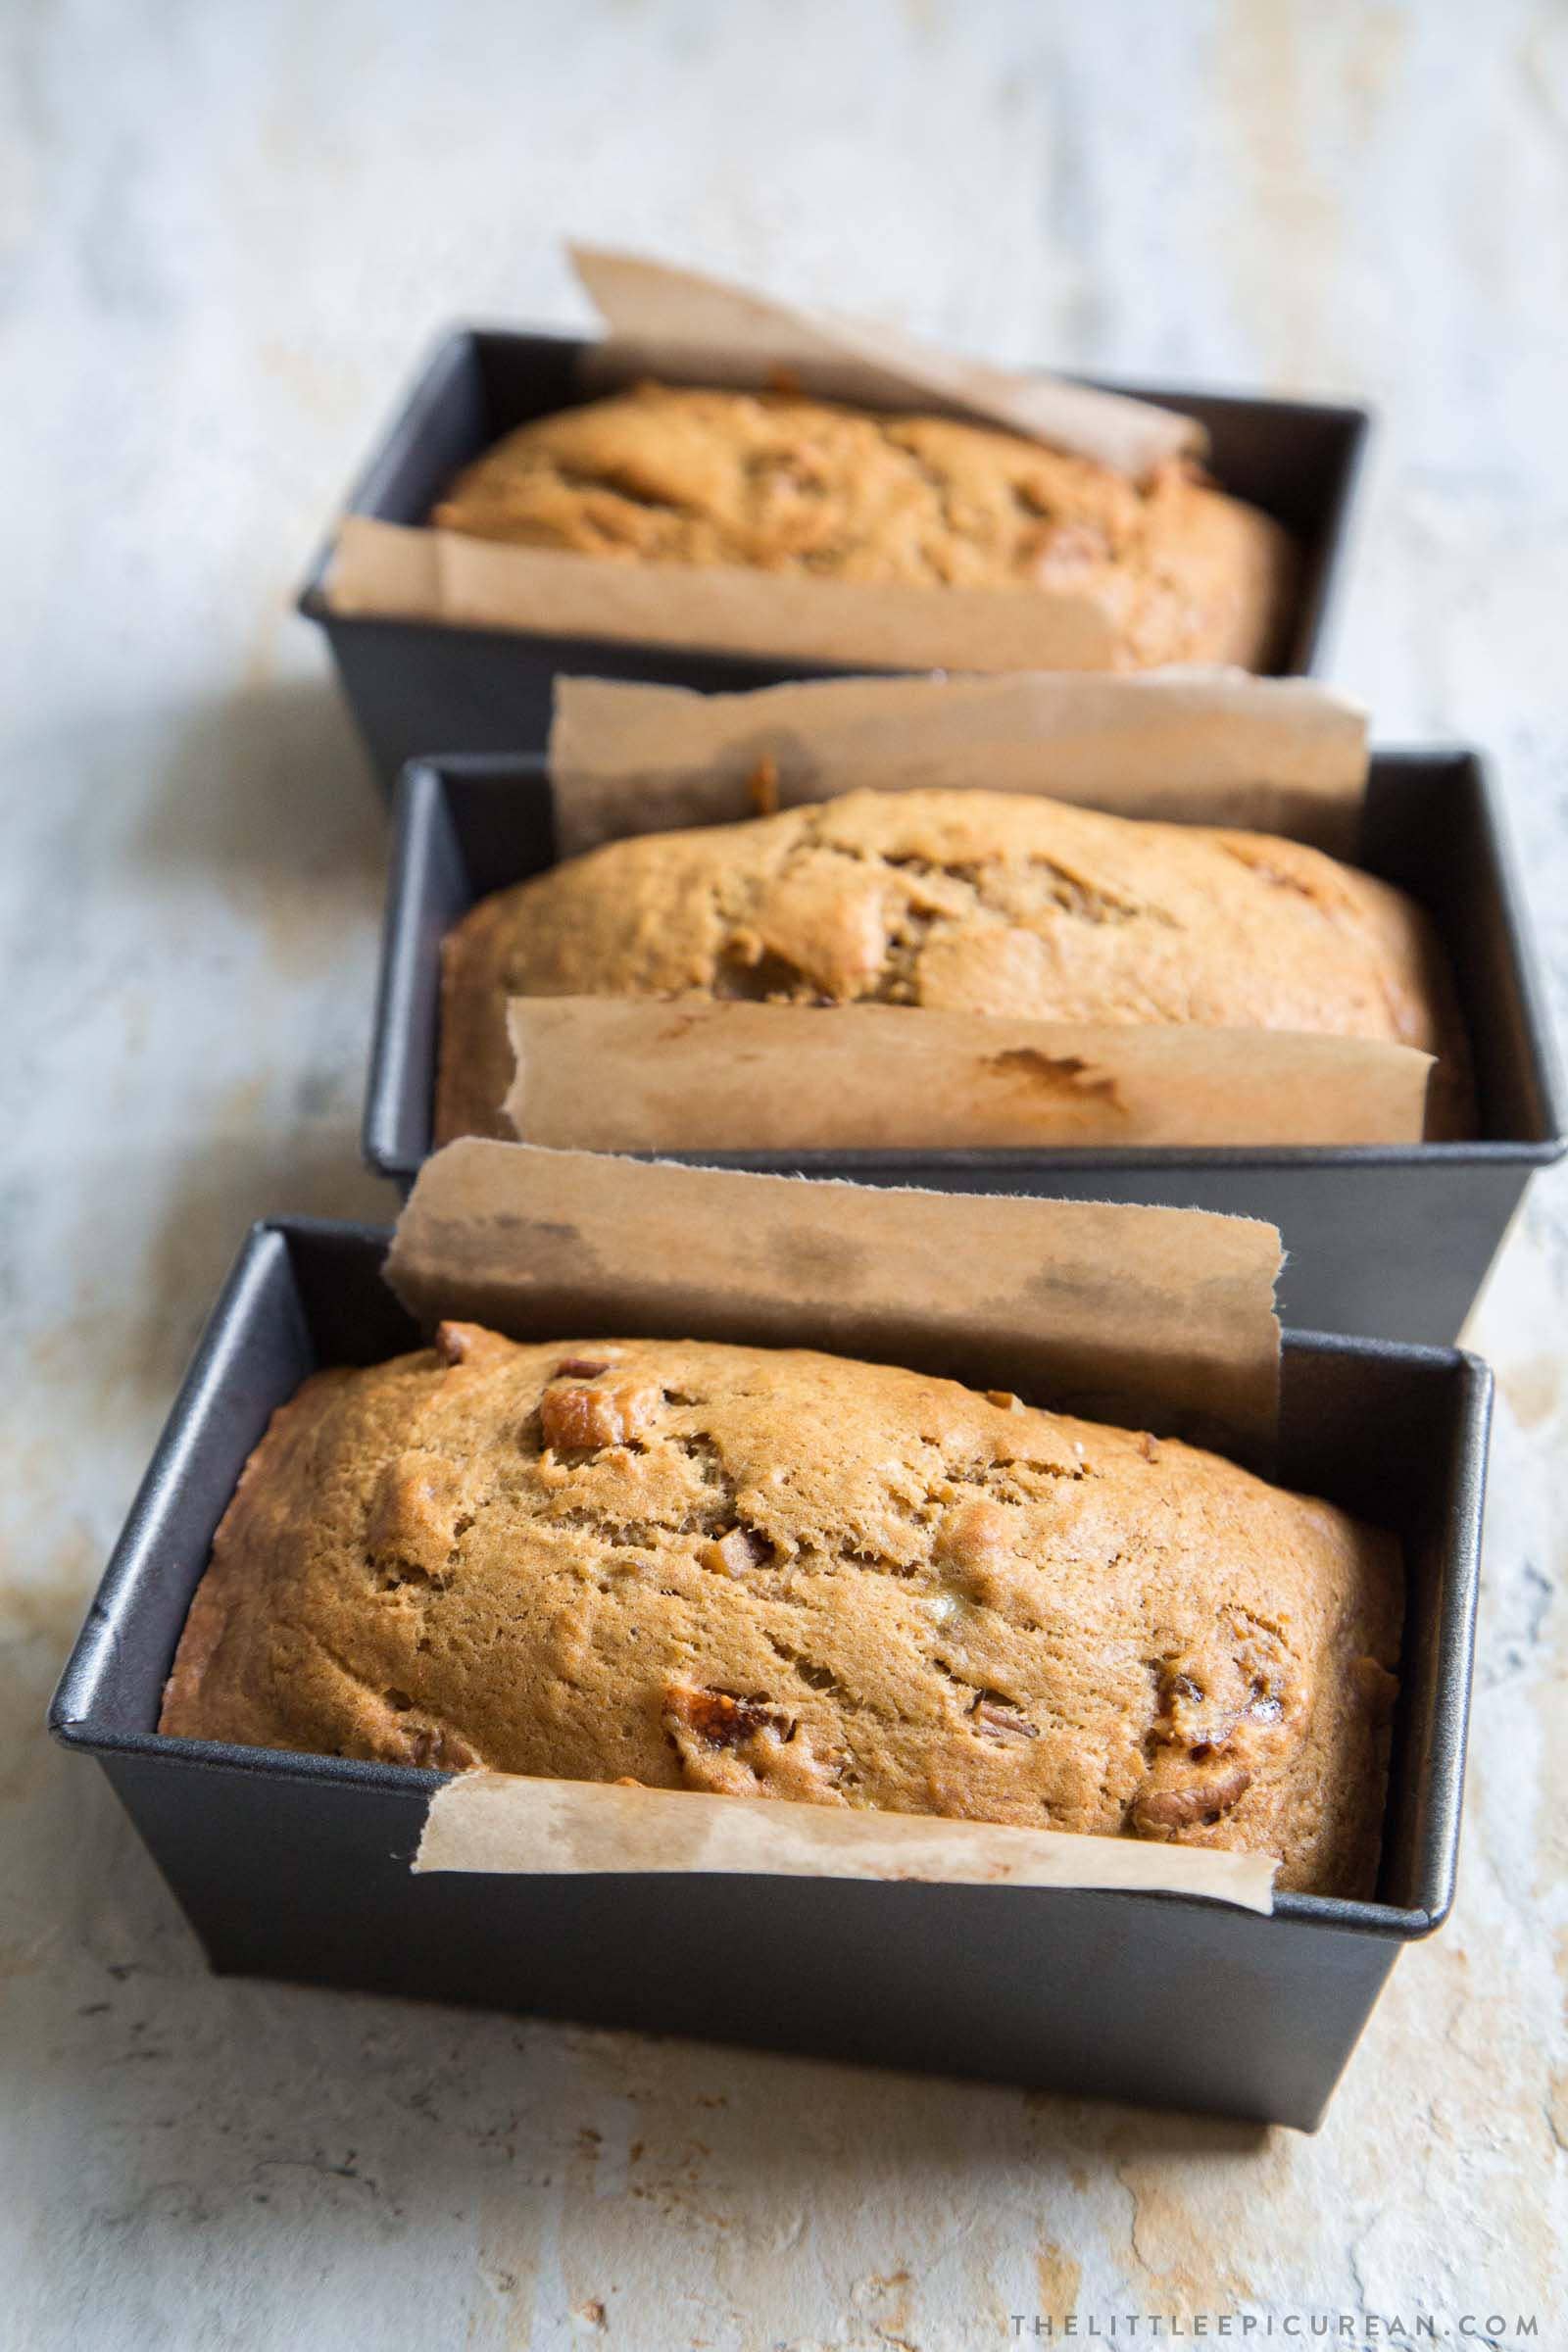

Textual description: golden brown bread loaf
[431,382,1298,670]
[436,786,1470,1147]
[159,1324,1402,1897]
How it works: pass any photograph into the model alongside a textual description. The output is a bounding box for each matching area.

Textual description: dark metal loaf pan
[298,326,1370,780]
[50,1217,1488,2131]
[363,748,1566,1347]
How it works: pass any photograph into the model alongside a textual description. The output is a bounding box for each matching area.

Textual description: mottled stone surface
[2,2,1564,2343]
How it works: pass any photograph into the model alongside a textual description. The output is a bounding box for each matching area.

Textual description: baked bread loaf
[431,382,1297,671]
[436,786,1470,1147]
[160,1324,1402,1897]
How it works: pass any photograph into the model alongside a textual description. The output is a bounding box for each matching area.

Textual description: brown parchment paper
[326,514,1124,673]
[502,1000,1434,1153]
[548,667,1370,858]
[322,245,1206,667]
[392,1143,1288,1909]
[385,1138,1282,1459]
[390,1140,1283,1905]
[414,1774,1276,1911]
[568,244,1204,476]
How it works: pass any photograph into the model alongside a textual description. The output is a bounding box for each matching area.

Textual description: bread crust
[159,1325,1403,1898]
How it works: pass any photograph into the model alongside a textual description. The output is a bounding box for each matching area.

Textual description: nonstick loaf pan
[298,326,1371,781]
[362,746,1565,1347]
[50,1216,1489,2130]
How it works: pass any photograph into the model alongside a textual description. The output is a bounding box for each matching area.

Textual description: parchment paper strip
[569,243,1204,477]
[415,1773,1276,1912]
[325,514,1123,674]
[548,667,1370,858]
[384,1138,1283,1460]
[503,1000,1433,1152]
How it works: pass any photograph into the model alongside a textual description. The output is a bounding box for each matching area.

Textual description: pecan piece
[664,1686,790,1750]
[367,1452,464,1583]
[1130,1763,1252,1837]
[973,1699,1039,1741]
[541,1377,659,1452]
[396,1719,481,1771]
[663,1683,843,1805]
[700,1526,774,1578]
[433,1320,513,1371]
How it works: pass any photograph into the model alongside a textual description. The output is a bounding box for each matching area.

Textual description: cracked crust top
[159,1325,1403,1897]
[434,785,1472,1146]
[431,381,1298,670]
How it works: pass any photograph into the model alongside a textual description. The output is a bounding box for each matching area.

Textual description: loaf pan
[50,1217,1488,2130]
[297,327,1370,780]
[362,748,1566,1347]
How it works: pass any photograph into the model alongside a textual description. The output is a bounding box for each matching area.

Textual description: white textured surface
[4,2,1566,2343]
